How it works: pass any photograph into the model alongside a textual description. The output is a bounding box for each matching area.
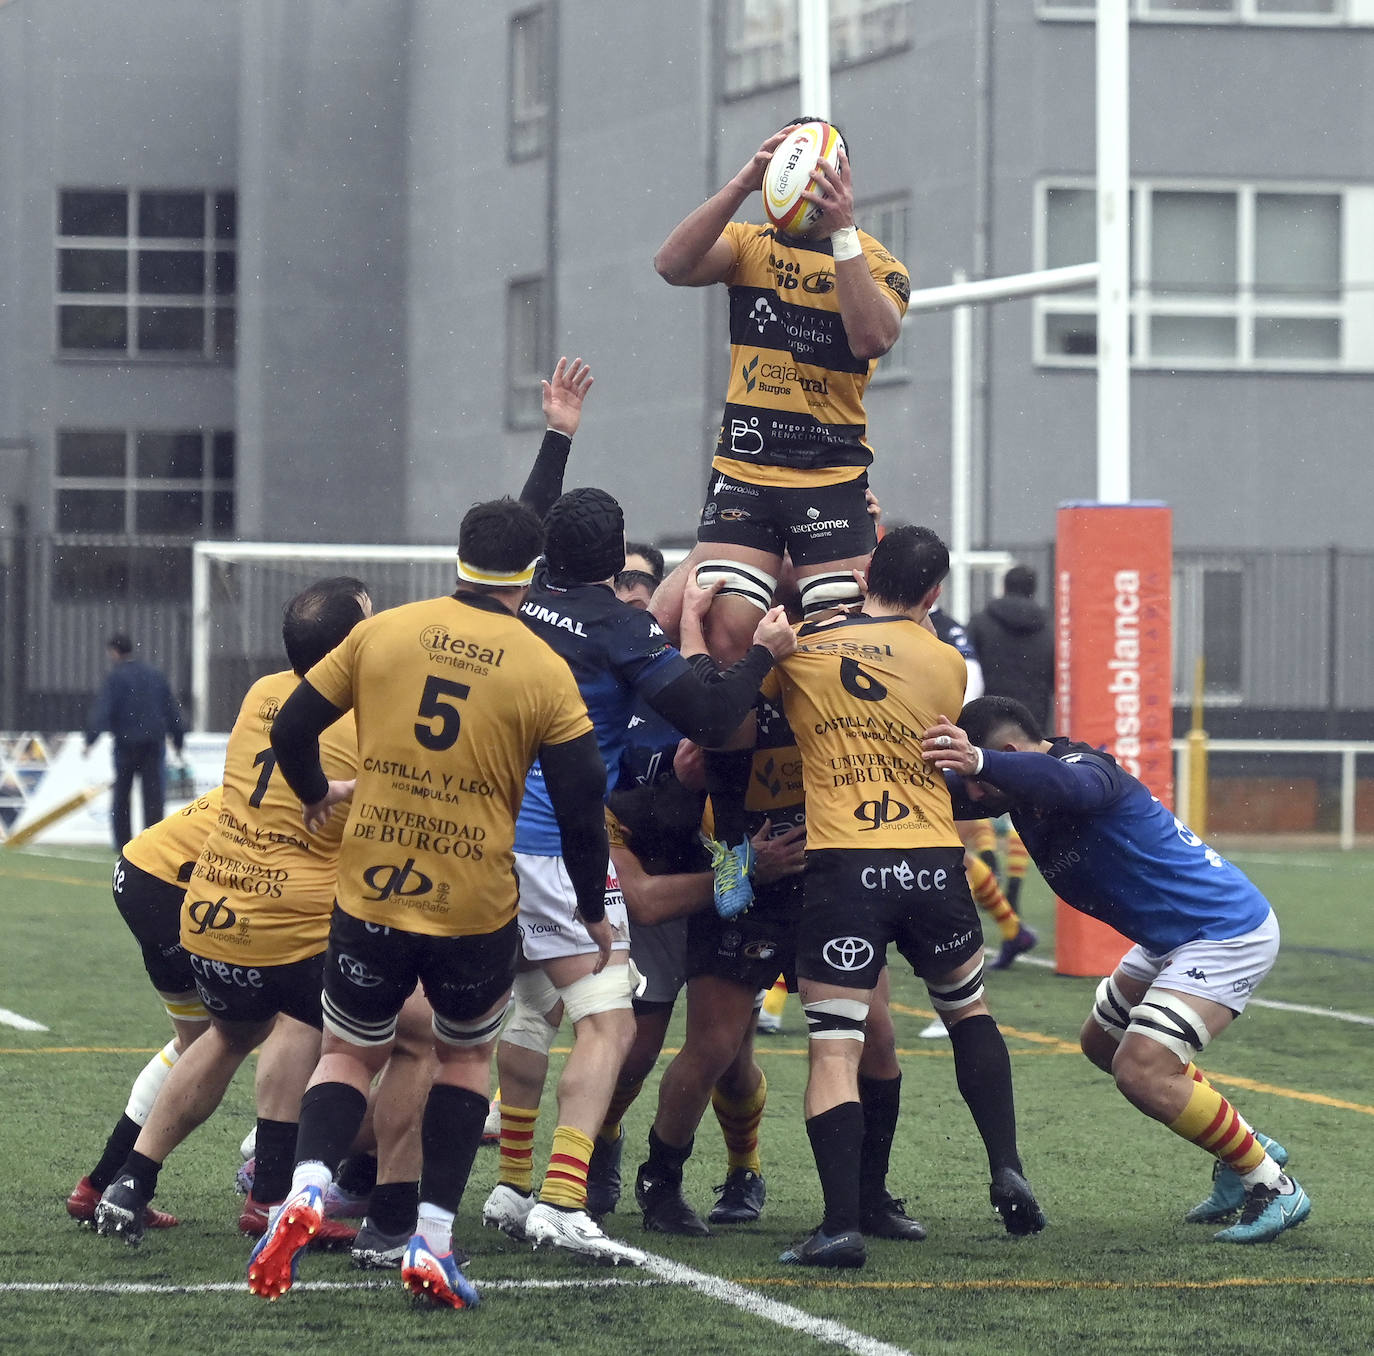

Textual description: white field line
[996,950,1374,1025]
[8,1260,916,1355]
[639,1252,914,1356]
[2,1278,658,1295]
[0,1007,48,1031]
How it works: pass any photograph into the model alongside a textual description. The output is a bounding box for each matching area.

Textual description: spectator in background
[968,566,1054,731]
[84,633,186,850]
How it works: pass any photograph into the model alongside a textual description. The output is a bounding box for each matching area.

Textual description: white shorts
[630,917,688,1005]
[513,852,631,963]
[1117,909,1279,1015]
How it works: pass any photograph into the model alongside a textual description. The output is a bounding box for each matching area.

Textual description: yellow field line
[741,1275,1374,1293]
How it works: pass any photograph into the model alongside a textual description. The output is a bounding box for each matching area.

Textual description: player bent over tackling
[924,697,1310,1244]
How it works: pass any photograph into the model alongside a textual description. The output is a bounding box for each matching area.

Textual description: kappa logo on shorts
[337,953,383,988]
[822,936,875,972]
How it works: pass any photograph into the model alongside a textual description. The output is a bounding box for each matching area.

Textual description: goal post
[190,541,460,731]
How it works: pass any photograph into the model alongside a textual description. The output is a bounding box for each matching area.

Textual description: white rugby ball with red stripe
[762,121,846,237]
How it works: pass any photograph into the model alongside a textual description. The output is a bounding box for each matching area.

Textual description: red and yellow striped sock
[761,975,788,1020]
[966,853,1020,940]
[711,1072,766,1174]
[962,818,997,861]
[540,1125,594,1210]
[1006,828,1030,886]
[600,1074,646,1142]
[498,1104,539,1194]
[1167,1080,1267,1176]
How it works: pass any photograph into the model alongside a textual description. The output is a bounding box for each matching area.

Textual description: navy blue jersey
[618,698,686,791]
[514,569,685,855]
[949,739,1271,953]
[929,607,976,663]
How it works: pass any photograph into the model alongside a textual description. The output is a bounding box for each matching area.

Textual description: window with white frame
[854,194,911,380]
[1036,179,1374,371]
[1038,0,1374,24]
[56,189,235,360]
[1173,562,1245,702]
[506,277,548,429]
[55,428,235,536]
[723,0,914,98]
[509,7,550,161]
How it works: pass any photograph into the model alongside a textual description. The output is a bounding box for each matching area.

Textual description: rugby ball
[762,121,846,237]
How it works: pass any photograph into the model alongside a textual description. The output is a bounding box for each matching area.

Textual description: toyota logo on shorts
[823,936,875,972]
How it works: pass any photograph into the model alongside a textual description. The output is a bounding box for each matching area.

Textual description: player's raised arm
[653,128,792,286]
[519,356,595,516]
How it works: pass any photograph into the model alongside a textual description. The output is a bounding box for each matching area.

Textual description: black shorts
[696,470,877,567]
[188,949,325,1028]
[112,855,195,996]
[686,874,800,991]
[796,847,982,990]
[322,905,519,1040]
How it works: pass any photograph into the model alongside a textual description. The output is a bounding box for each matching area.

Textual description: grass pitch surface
[2,843,1372,1355]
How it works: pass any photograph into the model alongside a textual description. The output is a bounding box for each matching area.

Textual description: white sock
[1239,1156,1284,1191]
[417,1202,455,1255]
[289,1160,333,1198]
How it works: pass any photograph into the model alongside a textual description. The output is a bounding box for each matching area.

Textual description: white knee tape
[1092,975,1133,1043]
[560,964,635,1024]
[802,997,869,1042]
[160,991,210,1024]
[695,559,777,613]
[514,967,562,1017]
[125,1040,179,1125]
[501,995,561,1056]
[1126,990,1212,1063]
[926,964,986,1014]
[433,1003,509,1049]
[799,571,863,617]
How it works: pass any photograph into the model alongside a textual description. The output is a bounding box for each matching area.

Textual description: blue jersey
[618,698,685,791]
[949,739,1271,954]
[514,569,685,856]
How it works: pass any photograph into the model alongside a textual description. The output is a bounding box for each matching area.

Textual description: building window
[509,7,550,160]
[1038,0,1367,24]
[1173,562,1245,702]
[854,194,911,381]
[1036,179,1374,371]
[56,189,236,360]
[506,278,548,429]
[723,0,914,98]
[55,428,235,536]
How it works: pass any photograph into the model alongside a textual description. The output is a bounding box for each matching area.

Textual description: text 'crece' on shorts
[189,948,325,1029]
[796,847,982,990]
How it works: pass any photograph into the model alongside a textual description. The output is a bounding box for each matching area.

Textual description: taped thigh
[1091,975,1134,1044]
[798,570,864,618]
[501,970,563,1055]
[926,963,985,1015]
[803,996,869,1043]
[694,559,777,614]
[1126,989,1213,1062]
[559,963,636,1024]
[434,1002,510,1049]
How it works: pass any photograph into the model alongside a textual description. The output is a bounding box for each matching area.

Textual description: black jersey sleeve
[269,680,347,805]
[519,430,573,517]
[539,729,610,923]
[642,645,775,748]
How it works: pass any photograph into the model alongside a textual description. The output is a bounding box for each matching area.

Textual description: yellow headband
[456,556,539,587]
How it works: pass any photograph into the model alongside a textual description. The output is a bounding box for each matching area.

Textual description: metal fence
[4,531,1374,734]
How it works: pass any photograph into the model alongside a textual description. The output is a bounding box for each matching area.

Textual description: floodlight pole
[797,0,831,119]
[1097,0,1131,503]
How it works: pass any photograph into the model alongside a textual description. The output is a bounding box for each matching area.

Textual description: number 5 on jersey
[415,675,470,751]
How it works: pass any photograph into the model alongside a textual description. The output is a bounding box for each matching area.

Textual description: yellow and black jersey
[712,220,910,487]
[763,612,965,851]
[702,689,807,842]
[124,786,222,886]
[183,671,358,966]
[305,593,593,938]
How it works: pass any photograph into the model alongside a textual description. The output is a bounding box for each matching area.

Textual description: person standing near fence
[84,633,186,850]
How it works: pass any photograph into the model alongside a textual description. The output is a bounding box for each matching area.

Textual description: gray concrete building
[1,0,1371,733]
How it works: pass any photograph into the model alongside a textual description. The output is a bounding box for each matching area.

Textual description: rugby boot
[1214,1176,1311,1244]
[707,1168,765,1225]
[779,1225,867,1268]
[990,1167,1047,1236]
[401,1235,480,1309]
[1185,1133,1289,1223]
